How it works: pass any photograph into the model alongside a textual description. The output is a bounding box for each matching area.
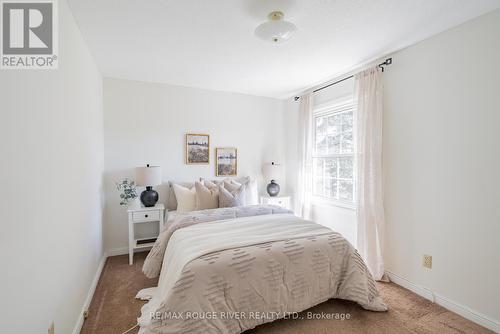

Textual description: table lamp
[262,162,283,197]
[135,164,162,207]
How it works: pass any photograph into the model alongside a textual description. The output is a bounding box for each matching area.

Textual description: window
[312,100,355,206]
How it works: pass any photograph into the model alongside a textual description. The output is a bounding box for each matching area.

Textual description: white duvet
[137,209,387,334]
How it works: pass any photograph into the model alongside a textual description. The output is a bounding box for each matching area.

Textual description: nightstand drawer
[260,196,291,209]
[132,210,160,222]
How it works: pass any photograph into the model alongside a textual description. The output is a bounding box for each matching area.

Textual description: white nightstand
[127,202,165,265]
[260,195,291,210]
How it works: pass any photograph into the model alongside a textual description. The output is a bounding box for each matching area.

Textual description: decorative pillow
[202,179,219,190]
[234,176,251,184]
[195,181,219,210]
[219,184,245,208]
[224,176,259,205]
[199,178,223,187]
[223,180,241,192]
[167,181,194,210]
[172,184,196,213]
[245,179,259,205]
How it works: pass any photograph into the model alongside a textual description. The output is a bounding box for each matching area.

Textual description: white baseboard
[385,271,500,333]
[71,247,148,333]
[72,254,107,334]
[105,247,151,257]
[105,247,129,257]
[433,293,500,333]
[385,270,435,301]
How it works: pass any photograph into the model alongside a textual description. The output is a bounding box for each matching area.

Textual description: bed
[136,204,387,334]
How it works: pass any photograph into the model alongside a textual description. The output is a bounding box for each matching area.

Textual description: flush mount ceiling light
[255,11,297,43]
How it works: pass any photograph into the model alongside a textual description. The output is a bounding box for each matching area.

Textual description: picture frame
[185,133,210,164]
[216,147,238,176]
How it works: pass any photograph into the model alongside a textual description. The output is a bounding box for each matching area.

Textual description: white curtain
[296,93,314,219]
[355,67,386,281]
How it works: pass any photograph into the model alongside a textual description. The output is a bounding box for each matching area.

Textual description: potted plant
[116,178,137,206]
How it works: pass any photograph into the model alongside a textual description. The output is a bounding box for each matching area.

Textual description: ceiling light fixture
[255,11,297,44]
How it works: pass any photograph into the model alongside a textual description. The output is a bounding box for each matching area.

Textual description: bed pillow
[195,181,219,210]
[167,181,194,210]
[223,180,248,204]
[223,180,241,192]
[172,184,196,213]
[199,178,223,187]
[202,179,219,189]
[219,184,245,208]
[227,177,259,205]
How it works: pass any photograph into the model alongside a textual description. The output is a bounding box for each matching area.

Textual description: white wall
[103,78,286,253]
[0,1,104,333]
[284,9,500,328]
[383,9,500,326]
[284,78,357,245]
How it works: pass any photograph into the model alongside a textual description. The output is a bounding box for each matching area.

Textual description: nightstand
[260,195,291,210]
[127,202,165,265]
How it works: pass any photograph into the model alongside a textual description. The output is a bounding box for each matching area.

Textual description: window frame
[312,97,357,210]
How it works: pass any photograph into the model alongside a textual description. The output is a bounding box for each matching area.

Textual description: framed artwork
[185,134,210,164]
[216,147,237,176]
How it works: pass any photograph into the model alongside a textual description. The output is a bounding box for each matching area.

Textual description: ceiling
[68,0,500,99]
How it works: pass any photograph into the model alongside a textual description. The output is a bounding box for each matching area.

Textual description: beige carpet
[81,252,492,334]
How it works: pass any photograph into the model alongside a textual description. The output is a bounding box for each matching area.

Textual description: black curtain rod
[294,58,393,101]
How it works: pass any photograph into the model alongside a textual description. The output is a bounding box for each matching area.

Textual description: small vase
[140,186,159,207]
[267,180,280,197]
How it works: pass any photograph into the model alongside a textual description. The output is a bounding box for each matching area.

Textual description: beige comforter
[137,208,387,334]
[142,205,293,278]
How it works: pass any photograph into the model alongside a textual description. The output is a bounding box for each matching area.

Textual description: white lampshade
[262,162,283,181]
[135,165,162,187]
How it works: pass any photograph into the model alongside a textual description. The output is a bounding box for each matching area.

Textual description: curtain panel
[296,93,314,219]
[355,67,386,281]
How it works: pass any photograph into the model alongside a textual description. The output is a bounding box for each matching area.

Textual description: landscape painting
[186,134,210,164]
[216,147,237,176]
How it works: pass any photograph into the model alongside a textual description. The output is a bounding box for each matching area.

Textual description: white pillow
[230,177,259,205]
[167,181,194,210]
[223,180,241,192]
[172,184,196,213]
